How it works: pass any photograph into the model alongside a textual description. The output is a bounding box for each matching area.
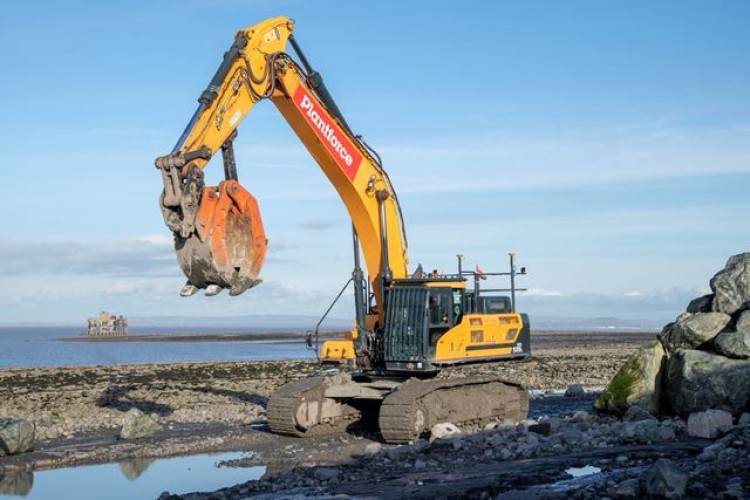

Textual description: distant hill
[531,315,662,331]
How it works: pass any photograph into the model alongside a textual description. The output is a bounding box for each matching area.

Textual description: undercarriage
[266,371,529,444]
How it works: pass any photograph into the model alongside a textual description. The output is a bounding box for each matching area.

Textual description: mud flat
[12,330,742,499]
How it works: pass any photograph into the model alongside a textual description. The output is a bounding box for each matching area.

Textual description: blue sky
[0,1,748,325]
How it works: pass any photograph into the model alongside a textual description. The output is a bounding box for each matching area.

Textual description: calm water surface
[0,326,317,369]
[0,452,264,499]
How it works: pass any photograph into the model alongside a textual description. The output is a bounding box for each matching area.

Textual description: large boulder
[666,349,750,416]
[713,329,750,359]
[710,253,750,315]
[595,340,665,415]
[686,409,733,438]
[119,408,162,439]
[0,418,35,456]
[645,458,687,499]
[664,312,731,351]
[687,294,714,313]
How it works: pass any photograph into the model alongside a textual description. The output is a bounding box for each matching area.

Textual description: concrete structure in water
[84,311,128,337]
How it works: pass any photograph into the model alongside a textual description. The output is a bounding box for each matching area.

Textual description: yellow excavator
[155,16,531,443]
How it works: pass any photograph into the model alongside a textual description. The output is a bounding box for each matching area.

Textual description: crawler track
[379,376,529,443]
[267,374,528,443]
[266,375,360,437]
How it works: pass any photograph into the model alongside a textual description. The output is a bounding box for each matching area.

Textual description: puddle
[0,452,264,499]
[565,465,601,478]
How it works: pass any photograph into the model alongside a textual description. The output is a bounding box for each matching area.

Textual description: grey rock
[595,340,665,416]
[363,442,382,456]
[429,422,461,442]
[738,310,750,332]
[0,418,35,456]
[738,412,750,426]
[313,467,340,481]
[645,458,687,499]
[658,423,676,441]
[119,408,162,439]
[386,445,411,459]
[687,294,714,313]
[570,411,591,423]
[623,405,657,422]
[565,384,586,397]
[528,420,552,436]
[666,312,730,350]
[713,329,750,359]
[412,438,429,452]
[560,428,584,445]
[619,419,661,444]
[711,253,750,315]
[667,349,750,416]
[687,409,733,438]
[609,478,640,498]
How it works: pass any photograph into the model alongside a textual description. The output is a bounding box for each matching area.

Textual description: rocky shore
[9,330,733,498]
[0,331,646,443]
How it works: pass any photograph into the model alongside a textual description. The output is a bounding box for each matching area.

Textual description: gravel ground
[12,329,745,498]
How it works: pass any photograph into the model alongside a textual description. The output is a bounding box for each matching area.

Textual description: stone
[565,384,586,397]
[570,411,592,423]
[363,442,382,456]
[738,310,750,332]
[619,419,661,444]
[658,422,676,441]
[609,478,640,498]
[686,294,714,313]
[623,405,657,422]
[313,467,340,481]
[0,418,35,456]
[738,412,750,426]
[665,312,730,350]
[119,408,163,439]
[560,428,584,445]
[528,420,552,436]
[595,340,665,416]
[687,409,733,438]
[386,445,411,459]
[645,458,687,499]
[429,422,461,442]
[710,253,750,315]
[666,349,750,416]
[713,329,750,359]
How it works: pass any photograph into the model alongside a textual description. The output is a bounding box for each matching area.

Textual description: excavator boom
[155,16,408,309]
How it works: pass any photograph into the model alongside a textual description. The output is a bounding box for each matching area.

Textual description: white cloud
[523,287,564,297]
[130,234,173,245]
[377,123,750,194]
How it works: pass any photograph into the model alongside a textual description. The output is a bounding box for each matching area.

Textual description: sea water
[0,326,316,369]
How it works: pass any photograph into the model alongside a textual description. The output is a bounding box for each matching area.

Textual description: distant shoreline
[62,331,348,343]
[60,328,658,344]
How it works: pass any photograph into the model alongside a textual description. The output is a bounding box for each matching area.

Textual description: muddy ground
[6,330,746,498]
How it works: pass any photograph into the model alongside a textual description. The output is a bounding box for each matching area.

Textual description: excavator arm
[155,16,409,320]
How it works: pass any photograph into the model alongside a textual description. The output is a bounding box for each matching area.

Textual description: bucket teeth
[205,284,223,296]
[180,282,199,297]
[229,278,263,296]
